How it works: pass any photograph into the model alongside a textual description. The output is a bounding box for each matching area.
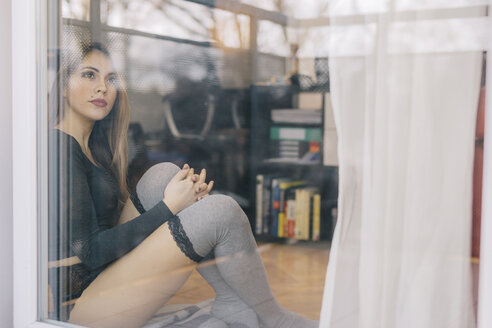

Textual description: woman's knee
[177,194,251,257]
[201,194,249,227]
[136,162,180,210]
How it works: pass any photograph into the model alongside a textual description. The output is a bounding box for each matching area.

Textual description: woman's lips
[90,99,108,107]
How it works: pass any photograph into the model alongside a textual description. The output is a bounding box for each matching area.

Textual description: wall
[0,0,13,326]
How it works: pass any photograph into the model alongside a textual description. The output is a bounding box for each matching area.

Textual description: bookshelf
[250,84,338,242]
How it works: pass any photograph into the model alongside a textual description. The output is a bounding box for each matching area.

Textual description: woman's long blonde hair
[50,42,130,205]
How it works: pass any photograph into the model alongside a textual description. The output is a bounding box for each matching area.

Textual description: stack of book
[268,126,322,164]
[255,174,323,241]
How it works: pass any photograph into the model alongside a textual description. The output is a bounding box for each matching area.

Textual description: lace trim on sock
[130,191,146,214]
[168,216,204,263]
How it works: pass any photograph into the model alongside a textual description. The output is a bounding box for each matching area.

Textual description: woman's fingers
[193,169,209,192]
[195,182,207,193]
[185,168,195,180]
[172,164,190,181]
[206,180,214,193]
[198,169,207,184]
[197,183,213,200]
[196,181,214,198]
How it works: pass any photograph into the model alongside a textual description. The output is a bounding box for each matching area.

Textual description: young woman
[48,42,319,328]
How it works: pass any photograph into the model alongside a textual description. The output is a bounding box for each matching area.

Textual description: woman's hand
[193,168,214,201]
[163,164,199,215]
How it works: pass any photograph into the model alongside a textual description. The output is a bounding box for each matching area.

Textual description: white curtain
[320,1,488,327]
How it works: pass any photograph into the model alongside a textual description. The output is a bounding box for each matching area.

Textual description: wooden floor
[167,241,331,320]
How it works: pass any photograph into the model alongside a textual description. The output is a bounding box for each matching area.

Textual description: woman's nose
[95,80,107,94]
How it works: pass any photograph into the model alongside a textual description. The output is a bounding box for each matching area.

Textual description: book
[270,126,322,142]
[255,174,264,235]
[295,189,304,239]
[272,140,311,160]
[271,109,322,124]
[262,174,276,235]
[277,180,307,237]
[312,194,321,241]
[298,92,323,110]
[278,212,286,237]
[270,177,292,236]
[295,187,318,240]
[256,173,281,235]
[286,198,297,238]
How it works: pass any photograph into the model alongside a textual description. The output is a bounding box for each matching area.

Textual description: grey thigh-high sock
[198,253,259,328]
[175,195,319,328]
[136,163,259,328]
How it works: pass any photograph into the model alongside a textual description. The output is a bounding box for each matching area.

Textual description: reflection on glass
[258,20,290,57]
[213,9,250,49]
[241,0,330,19]
[102,0,212,42]
[46,39,320,327]
[101,0,250,48]
[62,0,90,20]
[45,1,336,326]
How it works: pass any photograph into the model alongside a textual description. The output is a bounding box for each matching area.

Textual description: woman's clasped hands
[163,164,214,215]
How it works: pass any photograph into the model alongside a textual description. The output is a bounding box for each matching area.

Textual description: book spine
[295,189,303,239]
[286,200,296,238]
[270,178,282,237]
[278,213,285,237]
[255,174,264,235]
[262,176,273,234]
[303,190,310,240]
[312,194,321,241]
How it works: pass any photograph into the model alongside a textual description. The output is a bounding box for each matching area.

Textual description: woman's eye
[107,76,118,85]
[81,71,95,79]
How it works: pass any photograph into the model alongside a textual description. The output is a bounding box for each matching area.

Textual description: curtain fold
[320,1,486,327]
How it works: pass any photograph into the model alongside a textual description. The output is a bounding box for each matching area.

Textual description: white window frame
[11,0,492,327]
[12,0,49,326]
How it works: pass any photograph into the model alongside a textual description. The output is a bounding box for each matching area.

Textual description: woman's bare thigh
[69,220,196,328]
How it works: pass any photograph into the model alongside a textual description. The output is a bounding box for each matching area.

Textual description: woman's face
[65,50,118,122]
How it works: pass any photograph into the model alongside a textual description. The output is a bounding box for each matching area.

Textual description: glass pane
[43,0,335,326]
[40,0,490,326]
[396,0,488,11]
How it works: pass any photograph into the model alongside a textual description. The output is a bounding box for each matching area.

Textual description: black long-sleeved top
[48,129,175,320]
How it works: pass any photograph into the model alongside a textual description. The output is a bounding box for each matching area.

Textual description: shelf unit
[249,84,338,242]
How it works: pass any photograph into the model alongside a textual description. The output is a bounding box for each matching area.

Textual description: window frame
[11,0,492,327]
[12,0,42,325]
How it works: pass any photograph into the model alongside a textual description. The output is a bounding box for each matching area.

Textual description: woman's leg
[197,253,259,328]
[69,222,198,328]
[176,195,318,328]
[136,163,317,328]
[71,163,317,328]
[136,163,259,328]
[69,163,227,328]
